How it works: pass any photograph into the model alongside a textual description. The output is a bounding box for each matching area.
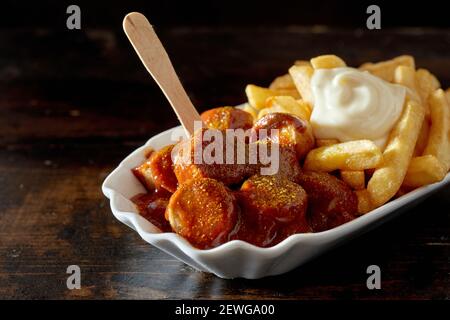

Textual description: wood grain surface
[0,26,449,299]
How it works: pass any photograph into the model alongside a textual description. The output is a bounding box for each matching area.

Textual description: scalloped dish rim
[102,125,450,278]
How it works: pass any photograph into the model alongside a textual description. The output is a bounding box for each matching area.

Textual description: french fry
[394,66,433,158]
[277,88,301,98]
[366,99,425,207]
[414,118,430,156]
[317,139,367,190]
[297,99,312,116]
[294,60,311,67]
[341,170,365,190]
[356,189,373,215]
[316,139,339,147]
[303,140,382,172]
[446,88,450,104]
[310,54,346,69]
[359,55,415,83]
[269,74,296,91]
[394,66,418,92]
[314,134,367,190]
[416,69,441,100]
[394,66,420,103]
[246,85,274,109]
[245,84,300,110]
[403,155,447,187]
[258,96,311,121]
[289,65,314,104]
[416,68,440,112]
[423,89,450,170]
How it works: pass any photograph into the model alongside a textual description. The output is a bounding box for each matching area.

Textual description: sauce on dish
[131,189,172,232]
[130,107,357,249]
[310,67,406,148]
[131,172,357,249]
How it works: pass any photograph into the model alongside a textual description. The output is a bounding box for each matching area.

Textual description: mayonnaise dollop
[310,67,406,148]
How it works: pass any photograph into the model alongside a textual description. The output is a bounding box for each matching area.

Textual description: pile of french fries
[243,54,450,215]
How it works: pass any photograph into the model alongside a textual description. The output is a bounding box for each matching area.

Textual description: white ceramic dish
[102,126,450,279]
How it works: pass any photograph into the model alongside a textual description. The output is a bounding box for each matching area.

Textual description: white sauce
[310,67,406,148]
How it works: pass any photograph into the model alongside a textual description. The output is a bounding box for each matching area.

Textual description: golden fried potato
[245,85,275,110]
[289,65,314,104]
[294,60,311,67]
[416,68,440,118]
[269,74,296,91]
[277,88,300,98]
[367,99,425,207]
[314,140,366,188]
[355,189,373,215]
[394,66,421,103]
[359,55,415,83]
[416,69,441,105]
[414,119,430,156]
[310,54,346,69]
[422,89,450,171]
[341,170,365,190]
[403,155,447,188]
[303,140,383,172]
[394,66,431,158]
[297,99,312,116]
[245,84,300,110]
[258,96,311,121]
[316,139,339,147]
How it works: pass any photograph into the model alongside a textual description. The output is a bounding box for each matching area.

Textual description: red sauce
[130,163,357,249]
[131,188,307,248]
[230,176,311,248]
[132,188,279,247]
[130,119,356,248]
[131,189,172,232]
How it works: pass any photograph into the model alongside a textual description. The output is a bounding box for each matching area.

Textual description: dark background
[2,0,450,28]
[0,0,449,300]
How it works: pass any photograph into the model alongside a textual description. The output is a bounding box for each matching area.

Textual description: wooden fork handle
[123,12,201,136]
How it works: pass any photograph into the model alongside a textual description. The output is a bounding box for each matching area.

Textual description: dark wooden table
[0,26,449,300]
